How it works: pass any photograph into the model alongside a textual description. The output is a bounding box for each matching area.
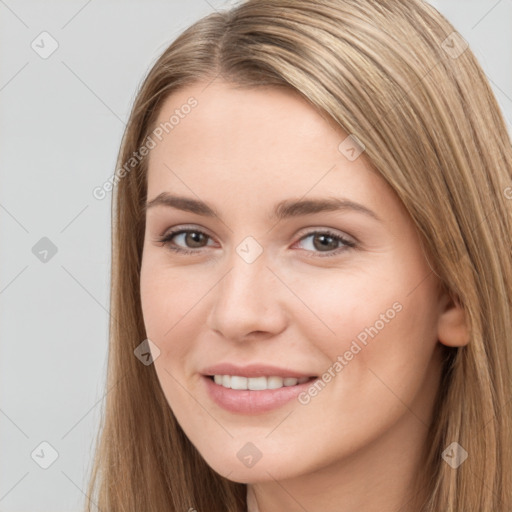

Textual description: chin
[198,448,305,484]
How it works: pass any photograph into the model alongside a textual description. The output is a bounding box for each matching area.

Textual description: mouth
[207,374,317,390]
[200,363,320,413]
[202,373,319,414]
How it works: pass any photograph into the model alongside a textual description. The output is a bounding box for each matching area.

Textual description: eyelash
[156,227,356,258]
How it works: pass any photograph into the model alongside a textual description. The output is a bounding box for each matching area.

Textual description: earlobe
[437,293,470,347]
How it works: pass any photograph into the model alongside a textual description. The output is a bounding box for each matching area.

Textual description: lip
[200,363,318,415]
[201,363,316,379]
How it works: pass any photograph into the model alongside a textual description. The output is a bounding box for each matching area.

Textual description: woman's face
[140,80,448,483]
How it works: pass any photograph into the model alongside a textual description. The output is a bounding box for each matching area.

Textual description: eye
[156,227,356,257]
[157,228,214,255]
[293,229,356,257]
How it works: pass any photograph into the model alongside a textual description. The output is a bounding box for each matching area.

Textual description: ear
[437,291,470,347]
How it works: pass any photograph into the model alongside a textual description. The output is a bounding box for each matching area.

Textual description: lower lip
[202,375,317,414]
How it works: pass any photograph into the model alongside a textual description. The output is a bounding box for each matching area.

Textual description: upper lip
[201,363,317,379]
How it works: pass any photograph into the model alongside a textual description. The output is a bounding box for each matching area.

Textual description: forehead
[146,81,402,224]
[150,81,343,160]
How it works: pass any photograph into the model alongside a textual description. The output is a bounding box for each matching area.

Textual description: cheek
[314,276,440,428]
[140,255,203,338]
[293,256,440,393]
[140,257,224,387]
[278,261,399,354]
[140,262,202,410]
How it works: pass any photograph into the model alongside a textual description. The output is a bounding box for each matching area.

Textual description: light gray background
[1,1,510,511]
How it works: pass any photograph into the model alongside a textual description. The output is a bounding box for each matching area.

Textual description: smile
[203,374,320,414]
[211,375,314,390]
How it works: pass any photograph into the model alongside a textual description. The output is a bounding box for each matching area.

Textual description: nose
[206,248,288,343]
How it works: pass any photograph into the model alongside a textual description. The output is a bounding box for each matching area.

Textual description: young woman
[86,1,512,510]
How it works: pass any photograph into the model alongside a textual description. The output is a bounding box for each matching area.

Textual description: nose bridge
[207,238,287,339]
[220,241,274,311]
[220,232,273,295]
[232,245,268,295]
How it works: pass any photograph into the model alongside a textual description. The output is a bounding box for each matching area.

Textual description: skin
[140,80,469,512]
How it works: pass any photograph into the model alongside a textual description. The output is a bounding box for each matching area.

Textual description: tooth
[267,376,284,389]
[248,376,267,390]
[213,374,310,390]
[230,376,248,390]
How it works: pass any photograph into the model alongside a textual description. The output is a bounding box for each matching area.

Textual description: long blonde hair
[85,1,512,510]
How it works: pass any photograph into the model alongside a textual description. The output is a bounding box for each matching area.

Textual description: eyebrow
[144,192,381,222]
